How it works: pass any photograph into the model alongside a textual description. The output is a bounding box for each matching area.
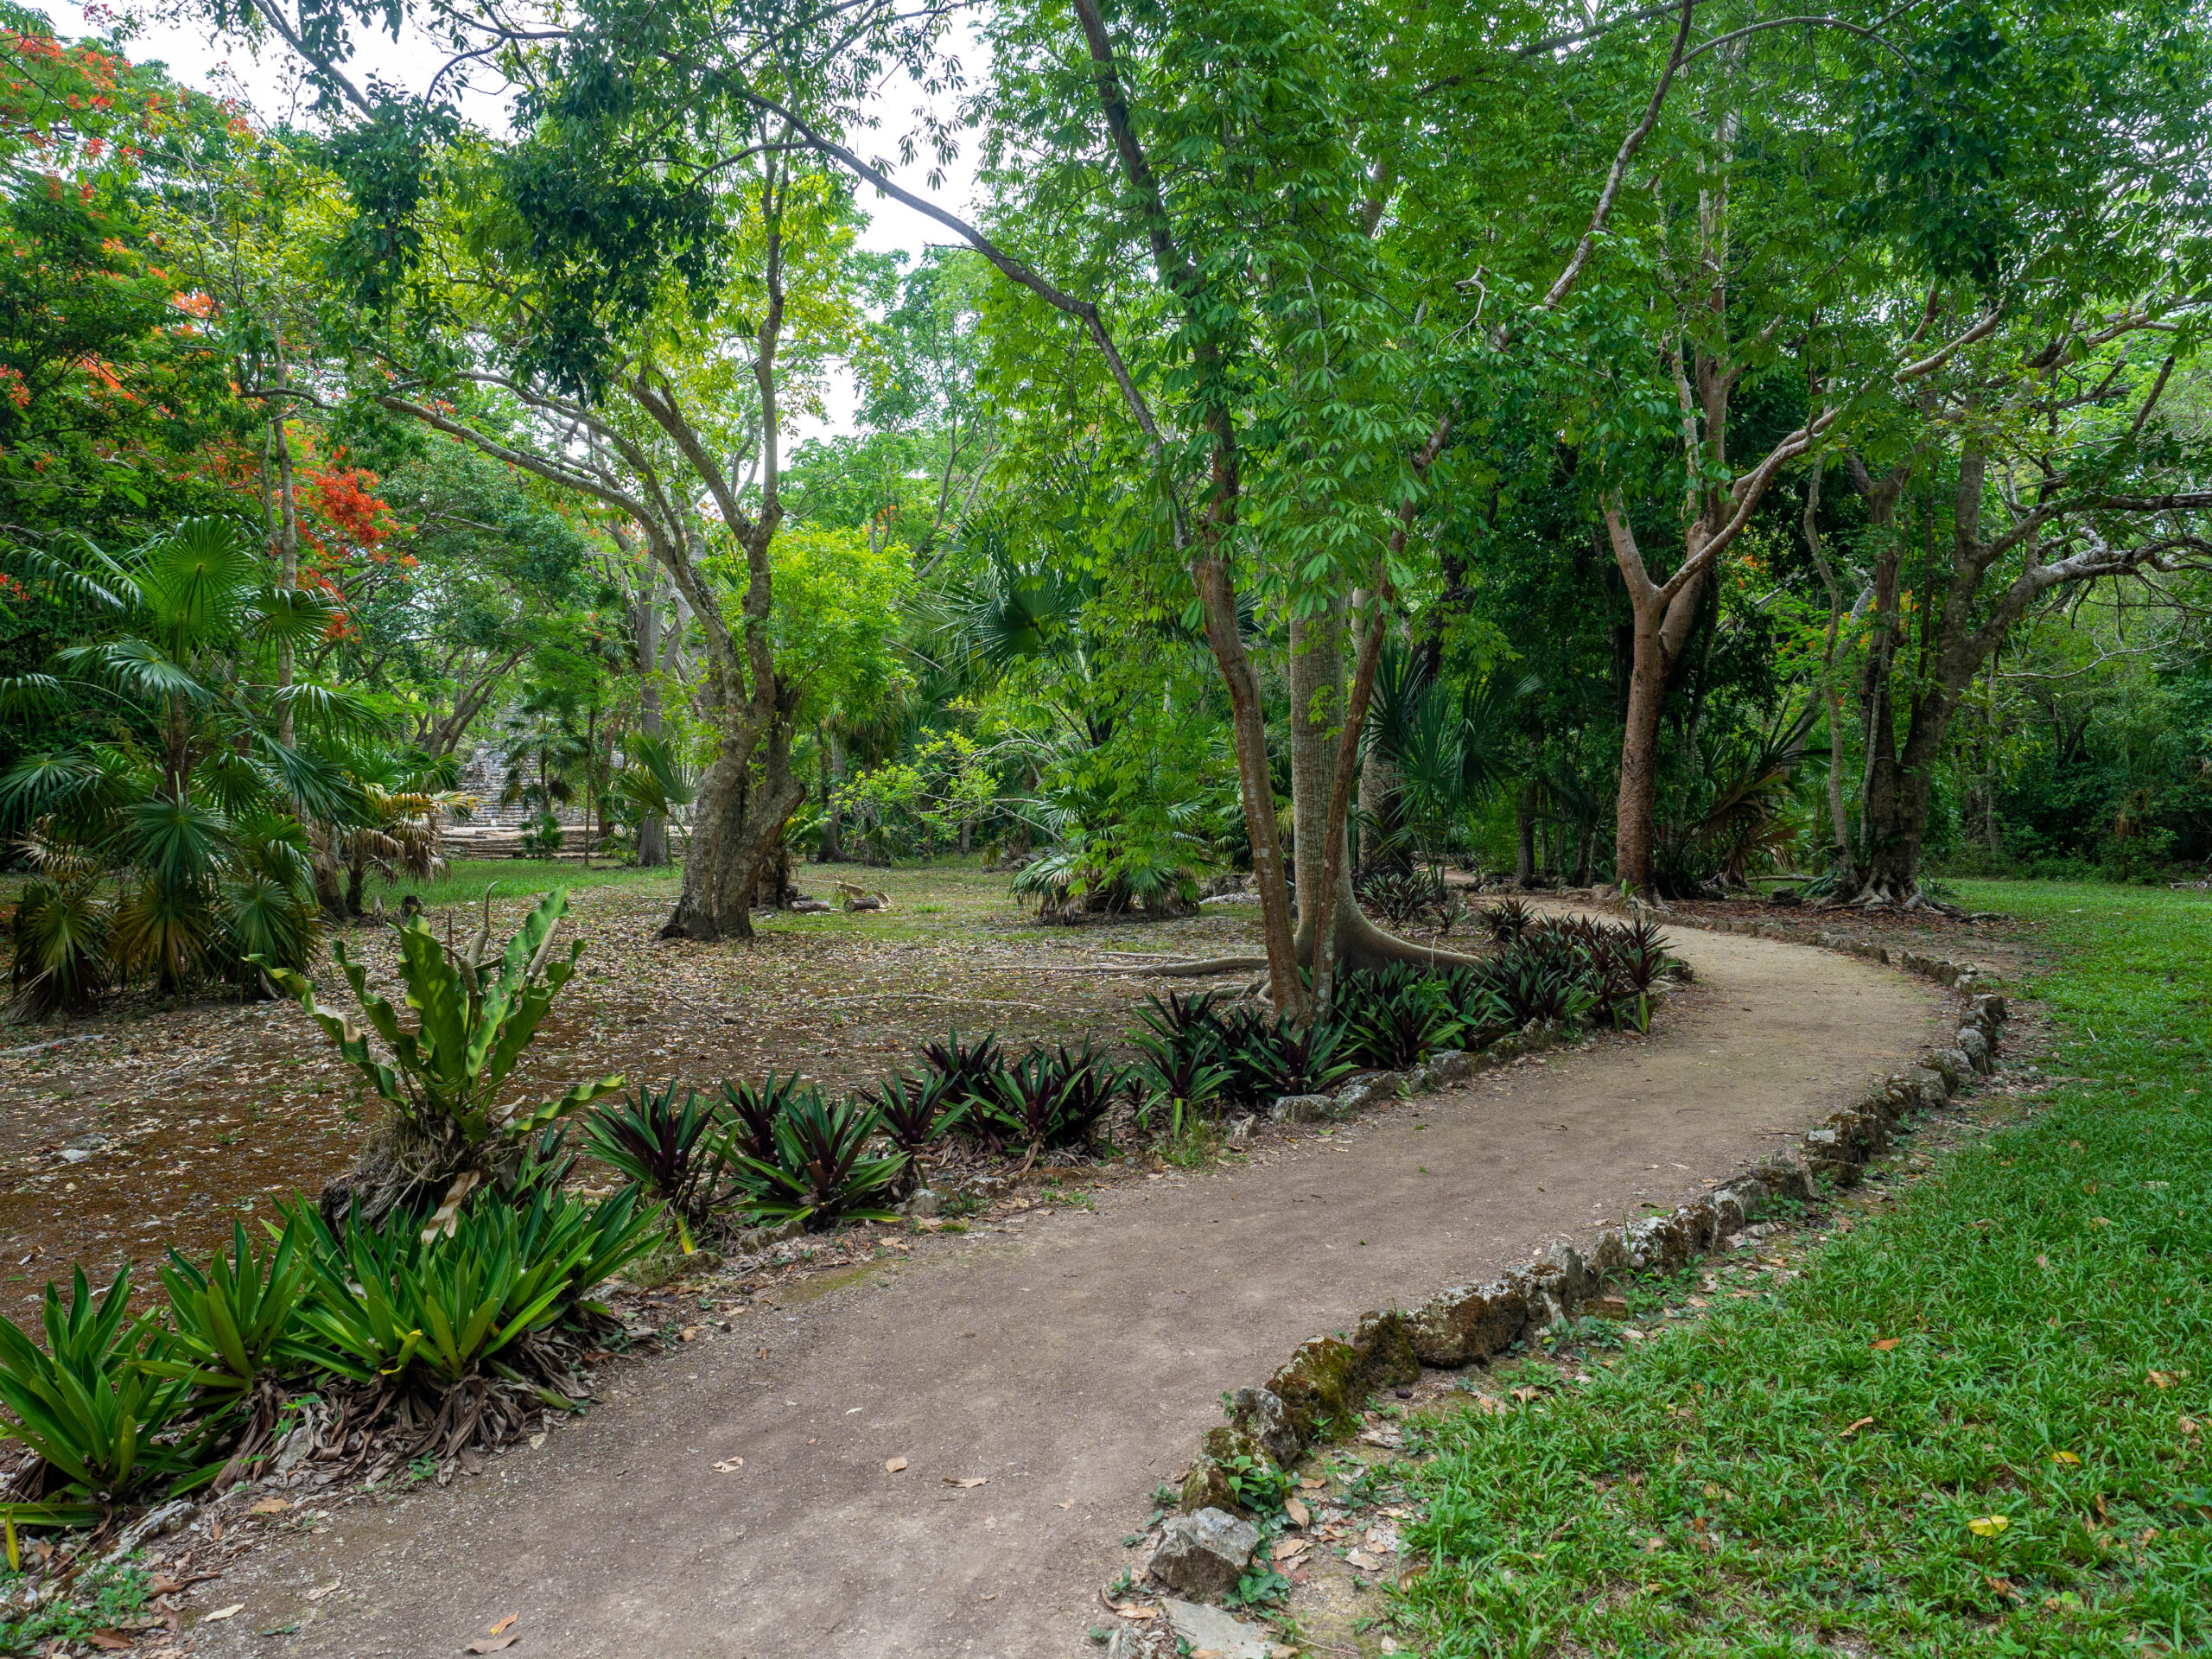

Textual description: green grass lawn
[1391,881,2212,1657]
[365,856,683,912]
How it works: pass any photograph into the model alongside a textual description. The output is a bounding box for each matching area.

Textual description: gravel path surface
[190,920,1941,1659]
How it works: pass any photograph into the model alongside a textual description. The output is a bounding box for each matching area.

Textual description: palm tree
[2,517,360,1014]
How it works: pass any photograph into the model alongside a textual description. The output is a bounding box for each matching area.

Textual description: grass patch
[1393,880,2212,1657]
[366,857,682,912]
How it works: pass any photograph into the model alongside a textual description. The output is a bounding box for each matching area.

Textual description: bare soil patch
[0,858,1274,1321]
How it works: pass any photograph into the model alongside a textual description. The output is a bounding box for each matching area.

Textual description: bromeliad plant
[583,1084,743,1251]
[729,1089,906,1232]
[0,1268,213,1519]
[987,1043,1128,1150]
[144,1215,328,1399]
[264,887,625,1226]
[292,1184,660,1389]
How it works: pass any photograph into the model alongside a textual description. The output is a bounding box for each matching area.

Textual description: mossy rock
[1180,1454,1241,1514]
[1266,1312,1420,1440]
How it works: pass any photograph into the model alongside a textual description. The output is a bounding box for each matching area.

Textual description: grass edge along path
[1386,881,2212,1659]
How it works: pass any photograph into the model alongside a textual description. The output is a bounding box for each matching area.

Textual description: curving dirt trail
[193,921,1940,1659]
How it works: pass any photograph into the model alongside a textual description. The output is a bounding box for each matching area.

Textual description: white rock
[1160,1597,1274,1658]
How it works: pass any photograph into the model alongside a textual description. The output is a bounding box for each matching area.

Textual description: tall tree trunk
[1286,598,1345,914]
[636,563,668,868]
[1515,780,1539,887]
[818,733,844,862]
[1609,550,1709,893]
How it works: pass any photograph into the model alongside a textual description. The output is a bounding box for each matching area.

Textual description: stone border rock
[1141,944,2011,1605]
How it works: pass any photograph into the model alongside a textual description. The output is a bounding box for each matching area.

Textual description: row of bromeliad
[586,901,1683,1237]
[0,893,1675,1541]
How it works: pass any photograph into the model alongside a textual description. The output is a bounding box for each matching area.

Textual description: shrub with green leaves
[583,1083,743,1249]
[0,1268,212,1513]
[729,1089,906,1231]
[292,1185,660,1389]
[143,1215,328,1399]
[265,887,626,1222]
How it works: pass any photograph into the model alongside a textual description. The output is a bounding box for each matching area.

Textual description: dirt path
[193,923,1940,1659]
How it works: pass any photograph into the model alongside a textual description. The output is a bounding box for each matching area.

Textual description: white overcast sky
[42,2,985,443]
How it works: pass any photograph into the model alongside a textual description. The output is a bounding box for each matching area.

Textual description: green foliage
[983,1043,1128,1151]
[1130,991,1238,1122]
[582,1084,745,1244]
[0,1561,152,1654]
[266,888,626,1190]
[727,1089,906,1232]
[1395,883,2212,1656]
[0,1268,207,1503]
[145,1216,325,1397]
[292,1185,660,1388]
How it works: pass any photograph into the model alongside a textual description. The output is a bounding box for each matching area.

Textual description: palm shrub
[0,1268,213,1516]
[583,1084,744,1249]
[728,1090,906,1232]
[264,887,626,1226]
[1,518,361,1014]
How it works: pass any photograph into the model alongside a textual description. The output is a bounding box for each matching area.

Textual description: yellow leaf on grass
[1871,1338,1900,1352]
[2052,1451,2082,1465]
[1841,1417,1876,1437]
[1968,1515,2010,1537]
[884,1458,909,1473]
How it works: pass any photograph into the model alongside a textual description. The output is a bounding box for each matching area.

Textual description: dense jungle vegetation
[3,0,2209,1024]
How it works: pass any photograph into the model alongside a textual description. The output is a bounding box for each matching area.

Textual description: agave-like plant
[729,1090,906,1232]
[264,887,625,1227]
[583,1083,744,1249]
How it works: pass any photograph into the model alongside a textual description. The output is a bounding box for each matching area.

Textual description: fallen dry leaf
[1841,1416,1876,1437]
[1872,1338,1900,1351]
[1110,1605,1157,1620]
[86,1632,134,1651]
[149,1576,184,1597]
[942,1477,988,1489]
[884,1457,909,1473]
[202,1605,245,1622]
[464,1638,518,1655]
[1284,1496,1310,1528]
[249,1497,289,1515]
[713,1458,745,1473]
[488,1615,518,1636]
[305,1580,340,1602]
[1271,1537,1309,1561]
[1298,1476,1325,1490]
[2150,1371,2176,1389]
